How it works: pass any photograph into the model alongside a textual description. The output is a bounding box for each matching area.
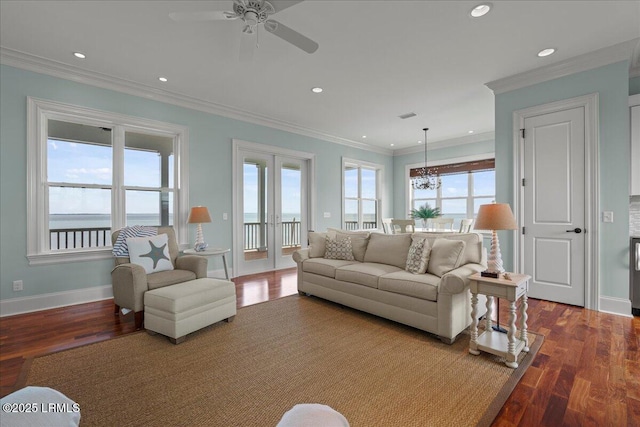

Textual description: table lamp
[473,203,517,278]
[187,206,212,252]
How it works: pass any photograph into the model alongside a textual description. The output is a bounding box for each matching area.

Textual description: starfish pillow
[126,233,174,274]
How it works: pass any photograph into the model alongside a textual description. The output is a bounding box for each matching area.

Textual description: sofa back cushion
[427,238,466,277]
[412,232,483,265]
[364,233,412,269]
[308,232,327,258]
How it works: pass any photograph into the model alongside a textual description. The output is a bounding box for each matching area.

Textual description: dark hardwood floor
[1,268,638,426]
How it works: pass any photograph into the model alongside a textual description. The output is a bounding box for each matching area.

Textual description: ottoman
[144,278,237,344]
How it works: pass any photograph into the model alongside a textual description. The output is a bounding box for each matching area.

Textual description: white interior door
[236,149,308,276]
[522,107,585,306]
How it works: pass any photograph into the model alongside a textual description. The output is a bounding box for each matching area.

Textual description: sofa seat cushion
[303,258,358,278]
[335,262,402,288]
[147,269,196,290]
[378,271,441,302]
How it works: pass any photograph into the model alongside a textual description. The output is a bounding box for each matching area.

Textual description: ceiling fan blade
[168,11,238,22]
[270,1,304,13]
[264,19,318,54]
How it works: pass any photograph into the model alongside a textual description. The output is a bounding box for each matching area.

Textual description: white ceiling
[1,1,639,152]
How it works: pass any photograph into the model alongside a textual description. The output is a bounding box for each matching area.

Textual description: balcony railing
[49,222,304,251]
[344,221,377,230]
[50,227,111,250]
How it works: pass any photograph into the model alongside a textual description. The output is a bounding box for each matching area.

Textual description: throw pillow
[126,233,174,274]
[112,225,157,257]
[335,231,369,262]
[427,239,466,277]
[324,236,355,261]
[308,232,327,258]
[405,237,431,274]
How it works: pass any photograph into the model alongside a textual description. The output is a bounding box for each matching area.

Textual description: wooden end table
[468,272,531,369]
[184,248,230,280]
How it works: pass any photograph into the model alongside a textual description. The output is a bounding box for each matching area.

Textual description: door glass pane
[244,160,269,261]
[344,199,358,230]
[48,187,111,250]
[281,164,301,256]
[344,166,358,198]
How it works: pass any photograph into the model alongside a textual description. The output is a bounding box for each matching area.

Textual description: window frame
[342,158,383,230]
[27,97,189,265]
[405,153,495,229]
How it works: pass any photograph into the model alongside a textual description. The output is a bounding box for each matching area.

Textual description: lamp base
[481,270,499,278]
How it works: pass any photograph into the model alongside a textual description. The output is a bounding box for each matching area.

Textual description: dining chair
[382,218,395,234]
[459,218,474,233]
[429,217,455,231]
[390,219,416,234]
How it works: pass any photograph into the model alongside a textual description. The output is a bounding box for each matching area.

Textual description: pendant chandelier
[412,127,441,190]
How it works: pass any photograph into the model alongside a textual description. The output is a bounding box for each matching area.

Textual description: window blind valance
[409,158,495,178]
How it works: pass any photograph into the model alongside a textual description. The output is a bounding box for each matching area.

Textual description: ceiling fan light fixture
[470,3,492,18]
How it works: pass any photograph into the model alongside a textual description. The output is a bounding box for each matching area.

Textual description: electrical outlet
[223,213,228,220]
[602,211,613,223]
[13,280,23,291]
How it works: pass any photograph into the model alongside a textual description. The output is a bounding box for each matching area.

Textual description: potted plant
[410,204,441,229]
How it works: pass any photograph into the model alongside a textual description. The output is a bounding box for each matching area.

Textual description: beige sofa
[293,230,487,344]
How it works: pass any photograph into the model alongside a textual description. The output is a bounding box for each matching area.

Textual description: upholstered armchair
[111,226,207,329]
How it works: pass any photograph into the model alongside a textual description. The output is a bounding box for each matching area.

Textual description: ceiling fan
[169,0,318,54]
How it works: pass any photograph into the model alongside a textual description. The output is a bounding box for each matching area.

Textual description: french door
[233,142,312,276]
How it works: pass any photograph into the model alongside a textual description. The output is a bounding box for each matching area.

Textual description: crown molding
[0,47,392,156]
[393,131,495,156]
[486,38,640,94]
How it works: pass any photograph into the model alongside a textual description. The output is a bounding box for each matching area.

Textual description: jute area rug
[21,295,541,427]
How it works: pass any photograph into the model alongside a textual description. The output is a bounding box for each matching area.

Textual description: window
[27,98,189,264]
[409,157,495,230]
[343,158,382,230]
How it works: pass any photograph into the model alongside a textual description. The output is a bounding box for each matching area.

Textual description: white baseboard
[599,295,633,317]
[0,285,113,317]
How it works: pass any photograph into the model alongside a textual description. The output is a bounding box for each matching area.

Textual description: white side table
[184,248,231,280]
[468,272,530,368]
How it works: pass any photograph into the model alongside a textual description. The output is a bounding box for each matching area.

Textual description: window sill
[27,248,113,266]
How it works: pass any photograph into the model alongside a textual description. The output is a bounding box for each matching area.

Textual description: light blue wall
[630,76,640,95]
[494,61,630,299]
[0,64,393,300]
[392,139,495,218]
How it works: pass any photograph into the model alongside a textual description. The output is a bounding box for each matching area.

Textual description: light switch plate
[323,212,331,218]
[602,211,613,223]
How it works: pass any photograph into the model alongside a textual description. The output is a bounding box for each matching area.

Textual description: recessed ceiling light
[311,87,323,93]
[468,130,474,134]
[362,135,367,139]
[470,3,492,18]
[418,140,423,144]
[390,143,395,147]
[158,77,168,82]
[73,52,86,59]
[537,48,556,57]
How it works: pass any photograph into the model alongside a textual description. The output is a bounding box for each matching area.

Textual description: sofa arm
[439,263,485,295]
[176,255,208,278]
[111,263,149,312]
[292,248,310,264]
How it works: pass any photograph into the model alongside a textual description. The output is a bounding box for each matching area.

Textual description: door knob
[565,228,582,233]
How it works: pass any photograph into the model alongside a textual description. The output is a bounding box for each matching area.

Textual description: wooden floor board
[0,267,639,426]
